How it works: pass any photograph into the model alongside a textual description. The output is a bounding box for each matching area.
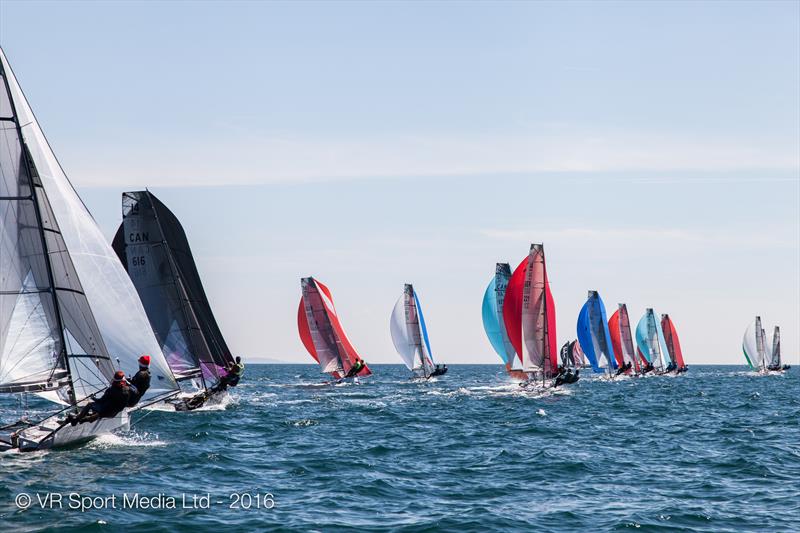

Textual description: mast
[0,62,76,405]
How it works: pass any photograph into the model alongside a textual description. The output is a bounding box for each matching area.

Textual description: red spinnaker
[608,309,627,368]
[502,249,558,372]
[298,278,371,378]
[502,256,527,365]
[661,314,685,369]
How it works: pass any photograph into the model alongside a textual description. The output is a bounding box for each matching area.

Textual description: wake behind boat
[0,48,179,451]
[390,284,446,379]
[112,190,242,410]
[298,277,371,383]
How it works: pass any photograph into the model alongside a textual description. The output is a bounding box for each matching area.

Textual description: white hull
[15,412,129,451]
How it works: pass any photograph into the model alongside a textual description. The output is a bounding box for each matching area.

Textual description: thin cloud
[63,130,800,188]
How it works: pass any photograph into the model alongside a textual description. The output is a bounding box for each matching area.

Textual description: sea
[1,364,798,532]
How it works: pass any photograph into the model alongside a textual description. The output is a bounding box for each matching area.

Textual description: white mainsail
[0,48,177,401]
[389,284,432,375]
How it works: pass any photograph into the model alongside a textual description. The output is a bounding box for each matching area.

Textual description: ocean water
[1,364,798,532]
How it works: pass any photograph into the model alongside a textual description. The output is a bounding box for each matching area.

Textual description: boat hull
[14,413,129,452]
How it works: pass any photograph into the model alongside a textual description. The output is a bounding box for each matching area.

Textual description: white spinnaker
[390,295,416,371]
[1,49,177,399]
[742,317,765,370]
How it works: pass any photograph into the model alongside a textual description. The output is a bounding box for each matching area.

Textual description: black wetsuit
[127,369,151,407]
[71,384,130,425]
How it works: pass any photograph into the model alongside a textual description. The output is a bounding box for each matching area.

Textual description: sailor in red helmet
[67,370,131,426]
[127,355,152,407]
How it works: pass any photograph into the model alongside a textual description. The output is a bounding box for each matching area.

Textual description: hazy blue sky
[1,1,798,364]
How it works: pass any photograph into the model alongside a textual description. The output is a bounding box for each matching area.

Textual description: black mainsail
[112,191,234,393]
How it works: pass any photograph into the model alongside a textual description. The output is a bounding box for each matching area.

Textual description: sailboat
[111,191,237,409]
[482,263,526,380]
[661,314,687,373]
[297,277,371,382]
[608,304,640,375]
[743,316,772,373]
[768,326,789,371]
[635,309,671,374]
[576,291,618,377]
[0,48,178,451]
[390,284,446,379]
[502,244,561,386]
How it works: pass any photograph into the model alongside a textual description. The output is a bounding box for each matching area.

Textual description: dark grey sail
[112,191,234,387]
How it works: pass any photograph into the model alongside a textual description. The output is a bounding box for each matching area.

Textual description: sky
[1,0,798,364]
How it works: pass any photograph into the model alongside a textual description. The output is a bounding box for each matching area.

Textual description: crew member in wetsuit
[127,355,151,407]
[226,356,244,386]
[344,358,366,378]
[67,371,130,426]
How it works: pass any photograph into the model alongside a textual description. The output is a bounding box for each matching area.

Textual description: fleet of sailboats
[743,317,789,373]
[1,48,792,453]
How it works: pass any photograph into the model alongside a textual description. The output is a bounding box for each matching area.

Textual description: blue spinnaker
[577,303,601,372]
[482,271,517,365]
[576,291,617,373]
[414,292,434,364]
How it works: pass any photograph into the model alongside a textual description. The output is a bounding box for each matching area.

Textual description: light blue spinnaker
[576,291,617,374]
[635,309,670,371]
[481,264,516,365]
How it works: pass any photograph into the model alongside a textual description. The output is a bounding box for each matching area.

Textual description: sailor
[67,371,130,426]
[553,371,567,388]
[345,358,366,378]
[216,356,245,391]
[126,355,152,407]
[226,356,245,386]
